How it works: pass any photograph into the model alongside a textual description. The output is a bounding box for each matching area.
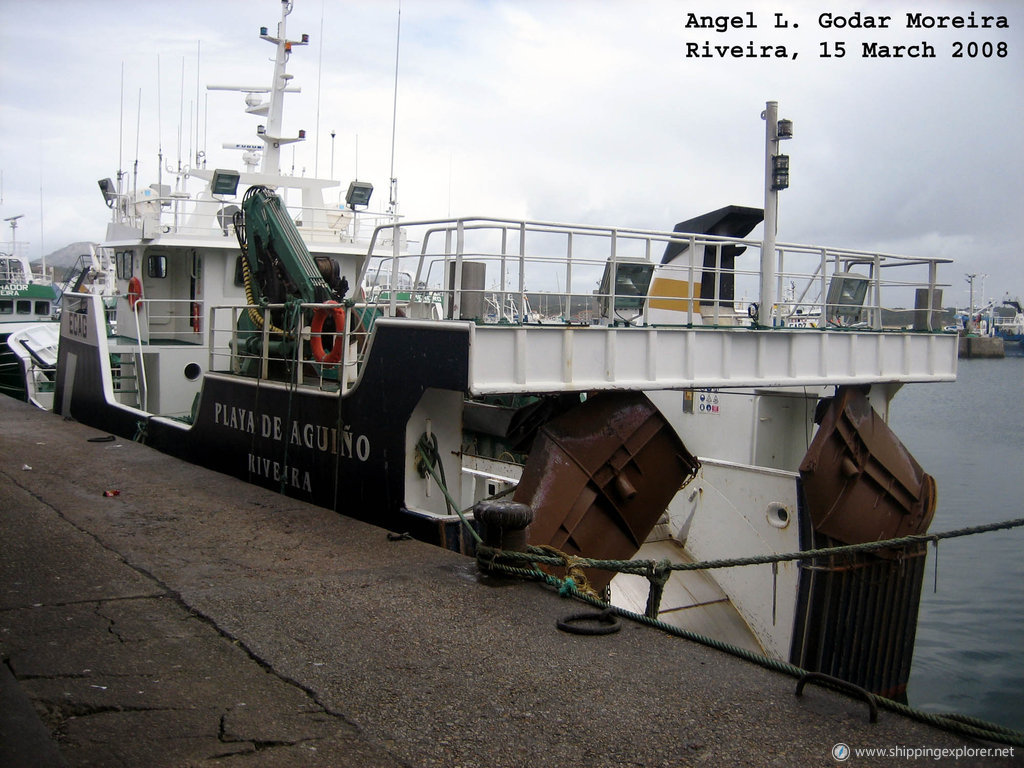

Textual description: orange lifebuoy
[127,276,143,310]
[310,301,345,364]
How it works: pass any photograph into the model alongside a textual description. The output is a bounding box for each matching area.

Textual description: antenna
[314,0,326,176]
[39,180,45,274]
[118,63,125,198]
[157,55,164,195]
[177,57,185,174]
[195,41,202,167]
[134,88,142,204]
[388,0,402,214]
[330,130,336,179]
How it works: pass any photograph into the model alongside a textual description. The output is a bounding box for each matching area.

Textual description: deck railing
[365,217,952,332]
[104,189,401,250]
[208,301,361,391]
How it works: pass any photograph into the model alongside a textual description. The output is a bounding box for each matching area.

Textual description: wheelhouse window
[0,257,26,282]
[35,300,51,315]
[17,299,31,314]
[116,250,135,280]
[0,300,11,315]
[147,253,168,279]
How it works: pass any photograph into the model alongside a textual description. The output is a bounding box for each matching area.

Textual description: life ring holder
[127,276,143,310]
[310,301,345,364]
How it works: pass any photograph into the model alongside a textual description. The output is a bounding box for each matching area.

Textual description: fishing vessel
[52,1,959,700]
[0,215,60,404]
[992,298,1023,354]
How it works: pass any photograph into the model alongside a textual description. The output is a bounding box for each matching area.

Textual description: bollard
[473,500,534,552]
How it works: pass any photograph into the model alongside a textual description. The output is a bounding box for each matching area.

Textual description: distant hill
[32,242,96,282]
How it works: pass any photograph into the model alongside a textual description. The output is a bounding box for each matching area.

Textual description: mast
[759,100,792,327]
[208,1,309,175]
[258,1,308,175]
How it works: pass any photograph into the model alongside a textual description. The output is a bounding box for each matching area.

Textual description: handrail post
[565,231,573,323]
[819,248,829,320]
[388,217,400,318]
[518,221,527,322]
[452,219,464,320]
[261,307,271,380]
[295,306,305,387]
[132,300,148,412]
[872,254,883,330]
[926,261,938,331]
[500,227,509,321]
[687,235,696,325]
[712,242,722,325]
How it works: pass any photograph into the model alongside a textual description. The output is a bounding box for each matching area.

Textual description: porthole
[766,502,790,529]
[184,363,202,381]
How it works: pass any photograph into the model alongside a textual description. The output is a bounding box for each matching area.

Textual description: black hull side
[56,322,472,543]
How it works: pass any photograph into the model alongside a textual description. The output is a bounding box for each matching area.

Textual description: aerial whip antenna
[314,0,326,176]
[39,176,45,274]
[118,62,125,200]
[388,0,402,215]
[195,41,203,167]
[177,57,185,175]
[157,55,164,197]
[133,88,142,204]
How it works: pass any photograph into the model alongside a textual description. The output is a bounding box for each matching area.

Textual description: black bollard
[473,500,534,552]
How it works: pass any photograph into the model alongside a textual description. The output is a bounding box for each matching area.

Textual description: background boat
[0,217,60,403]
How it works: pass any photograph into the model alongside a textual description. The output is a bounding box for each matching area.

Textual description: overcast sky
[1,0,1021,307]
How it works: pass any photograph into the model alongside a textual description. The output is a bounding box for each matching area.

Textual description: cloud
[1,0,1020,306]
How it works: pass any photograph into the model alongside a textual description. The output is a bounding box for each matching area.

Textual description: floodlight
[98,178,117,208]
[346,180,373,209]
[211,169,241,196]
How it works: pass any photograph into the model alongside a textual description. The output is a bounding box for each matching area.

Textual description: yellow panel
[648,277,702,313]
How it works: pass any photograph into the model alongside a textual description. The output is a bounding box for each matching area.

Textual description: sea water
[889,355,1024,729]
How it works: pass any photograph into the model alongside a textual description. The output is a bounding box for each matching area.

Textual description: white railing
[196,216,956,394]
[105,190,402,250]
[364,217,952,332]
[208,301,362,391]
[121,297,207,344]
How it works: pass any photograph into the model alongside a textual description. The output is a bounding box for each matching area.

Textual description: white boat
[52,1,958,701]
[0,223,60,403]
[5,323,60,410]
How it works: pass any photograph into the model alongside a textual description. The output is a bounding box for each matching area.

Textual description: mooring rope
[412,440,1024,744]
[483,517,1024,578]
[485,554,1024,747]
[414,433,482,545]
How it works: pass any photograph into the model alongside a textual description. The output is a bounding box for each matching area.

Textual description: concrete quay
[0,395,1019,767]
[959,335,1005,358]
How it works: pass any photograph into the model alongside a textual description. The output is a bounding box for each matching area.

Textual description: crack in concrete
[8,471,373,749]
[0,593,165,616]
